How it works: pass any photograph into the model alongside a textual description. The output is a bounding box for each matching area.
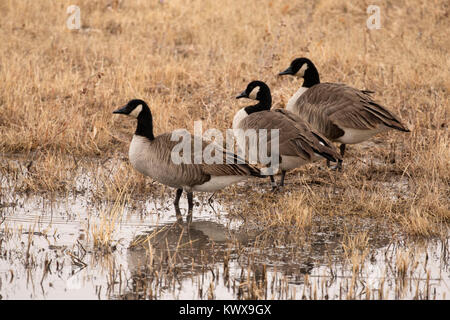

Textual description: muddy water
[0,158,449,300]
[0,190,449,300]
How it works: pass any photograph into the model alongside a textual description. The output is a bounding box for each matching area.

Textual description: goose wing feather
[156,133,260,182]
[293,83,410,134]
[238,111,341,162]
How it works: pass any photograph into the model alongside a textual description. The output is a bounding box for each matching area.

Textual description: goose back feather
[236,109,341,164]
[130,133,260,192]
[289,83,410,143]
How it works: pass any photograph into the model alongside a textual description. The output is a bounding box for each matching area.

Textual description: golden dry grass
[0,0,449,241]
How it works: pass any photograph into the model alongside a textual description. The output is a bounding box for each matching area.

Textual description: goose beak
[278,67,294,76]
[113,105,128,114]
[236,91,248,99]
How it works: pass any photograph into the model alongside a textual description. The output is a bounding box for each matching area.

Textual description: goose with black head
[279,57,410,169]
[233,81,341,190]
[113,99,261,222]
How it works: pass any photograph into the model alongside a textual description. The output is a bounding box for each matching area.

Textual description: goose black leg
[174,188,183,207]
[174,188,183,223]
[269,175,278,192]
[207,192,218,215]
[208,192,216,205]
[340,144,346,156]
[279,170,287,187]
[186,192,194,224]
[328,144,345,171]
[336,144,346,170]
[187,192,194,211]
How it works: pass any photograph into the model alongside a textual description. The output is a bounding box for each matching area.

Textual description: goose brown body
[129,133,260,192]
[287,83,410,144]
[234,80,341,188]
[279,58,410,169]
[236,109,341,166]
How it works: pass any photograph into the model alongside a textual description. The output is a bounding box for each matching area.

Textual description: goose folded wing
[298,83,409,131]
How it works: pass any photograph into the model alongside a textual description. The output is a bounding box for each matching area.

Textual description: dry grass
[90,182,128,252]
[0,1,449,245]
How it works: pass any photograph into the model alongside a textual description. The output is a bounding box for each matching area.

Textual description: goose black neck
[302,63,320,88]
[244,89,272,115]
[135,104,155,140]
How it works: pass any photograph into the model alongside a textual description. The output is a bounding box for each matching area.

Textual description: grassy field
[0,0,449,300]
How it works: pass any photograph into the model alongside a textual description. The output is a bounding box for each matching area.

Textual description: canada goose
[279,57,410,169]
[113,99,261,221]
[233,81,341,190]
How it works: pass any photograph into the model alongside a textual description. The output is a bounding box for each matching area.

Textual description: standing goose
[279,57,410,169]
[233,81,341,190]
[113,99,261,222]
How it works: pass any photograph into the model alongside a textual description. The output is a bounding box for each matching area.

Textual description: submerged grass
[90,180,129,253]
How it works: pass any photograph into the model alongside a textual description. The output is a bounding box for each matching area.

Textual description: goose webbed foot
[330,159,343,171]
[327,159,343,171]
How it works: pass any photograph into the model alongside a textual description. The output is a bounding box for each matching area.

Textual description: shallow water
[0,189,448,300]
[0,157,448,300]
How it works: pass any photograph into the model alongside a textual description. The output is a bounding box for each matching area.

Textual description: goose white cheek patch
[129,104,142,118]
[296,63,308,77]
[248,87,260,100]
